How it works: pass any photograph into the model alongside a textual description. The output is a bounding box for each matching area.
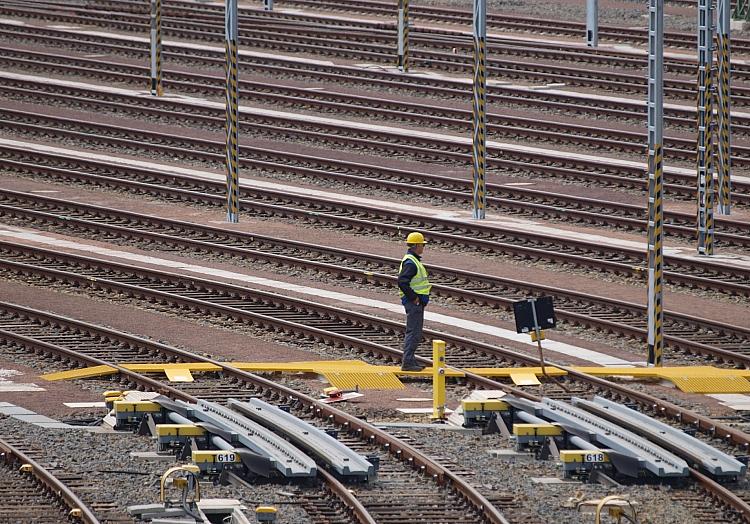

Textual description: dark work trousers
[402,300,424,365]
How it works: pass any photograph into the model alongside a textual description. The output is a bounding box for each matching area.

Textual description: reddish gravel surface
[1,2,750,521]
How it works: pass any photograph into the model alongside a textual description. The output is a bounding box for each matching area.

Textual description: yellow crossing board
[40,362,750,394]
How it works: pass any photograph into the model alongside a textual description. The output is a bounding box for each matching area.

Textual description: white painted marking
[0,228,638,367]
[6,133,750,272]
[708,394,750,410]
[2,20,746,117]
[63,402,106,408]
[3,70,736,181]
[0,383,45,392]
[397,407,453,414]
[0,369,45,391]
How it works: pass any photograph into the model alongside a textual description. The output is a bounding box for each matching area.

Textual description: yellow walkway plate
[164,368,194,382]
[323,371,404,390]
[43,365,118,381]
[40,361,750,394]
[509,372,542,386]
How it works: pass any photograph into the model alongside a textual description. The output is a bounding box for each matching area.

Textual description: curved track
[0,301,509,524]
[0,436,100,523]
[1,275,749,520]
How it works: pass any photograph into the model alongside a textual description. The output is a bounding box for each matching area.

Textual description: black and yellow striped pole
[697,0,714,255]
[472,0,487,220]
[397,0,409,72]
[150,0,163,96]
[646,0,664,367]
[717,0,731,216]
[225,0,240,223]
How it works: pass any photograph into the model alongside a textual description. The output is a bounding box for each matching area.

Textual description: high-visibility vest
[398,253,432,296]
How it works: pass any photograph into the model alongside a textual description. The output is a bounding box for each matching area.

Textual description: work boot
[400,363,425,372]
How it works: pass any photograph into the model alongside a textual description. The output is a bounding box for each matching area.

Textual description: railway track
[4,22,749,137]
[3,45,750,175]
[2,92,750,249]
[0,241,749,429]
[3,5,750,106]
[2,65,749,212]
[1,189,749,367]
[6,0,747,66]
[0,301,512,524]
[3,142,750,302]
[273,0,750,53]
[1,2,746,522]
[0,436,100,523]
[1,291,750,521]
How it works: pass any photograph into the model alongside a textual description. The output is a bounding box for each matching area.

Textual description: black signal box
[512,296,556,334]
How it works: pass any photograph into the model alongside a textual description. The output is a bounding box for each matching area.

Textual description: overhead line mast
[225,0,240,223]
[472,0,487,220]
[150,0,163,96]
[697,0,715,255]
[646,0,664,366]
[398,0,410,72]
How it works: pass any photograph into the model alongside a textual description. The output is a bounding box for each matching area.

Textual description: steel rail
[4,0,750,55]
[691,469,750,522]
[3,25,749,135]
[1,245,750,452]
[2,288,750,518]
[2,49,750,172]
[2,9,750,105]
[0,439,101,523]
[3,63,748,208]
[2,105,749,247]
[1,190,749,364]
[0,306,508,524]
[3,145,749,302]
[269,0,750,52]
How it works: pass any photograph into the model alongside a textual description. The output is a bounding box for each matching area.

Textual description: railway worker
[398,232,431,372]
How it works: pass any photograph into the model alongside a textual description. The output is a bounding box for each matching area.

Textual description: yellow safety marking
[513,423,562,437]
[42,360,750,395]
[669,376,750,394]
[559,450,609,463]
[432,339,446,420]
[156,424,205,437]
[164,367,194,382]
[42,365,118,381]
[462,399,508,411]
[322,371,404,390]
[509,372,541,386]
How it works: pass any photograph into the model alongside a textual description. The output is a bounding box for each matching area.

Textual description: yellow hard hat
[406,232,426,244]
